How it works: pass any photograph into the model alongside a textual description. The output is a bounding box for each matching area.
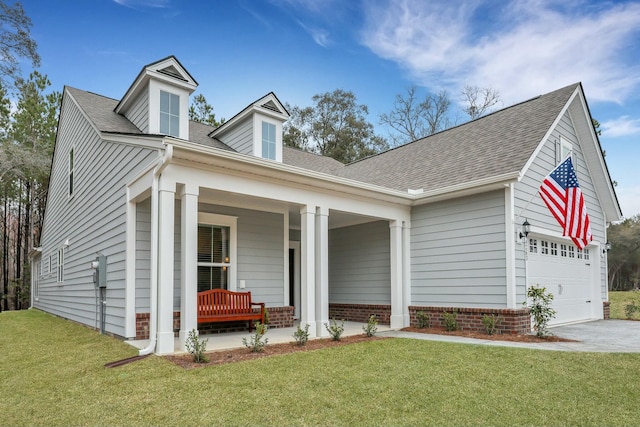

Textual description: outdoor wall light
[603,241,611,254]
[519,219,531,240]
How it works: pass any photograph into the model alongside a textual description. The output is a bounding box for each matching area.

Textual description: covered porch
[125,143,412,354]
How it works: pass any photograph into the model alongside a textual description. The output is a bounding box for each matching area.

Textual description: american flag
[539,156,592,249]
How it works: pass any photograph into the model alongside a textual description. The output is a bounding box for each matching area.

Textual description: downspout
[139,143,173,356]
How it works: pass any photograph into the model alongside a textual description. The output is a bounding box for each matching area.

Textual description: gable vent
[261,100,280,113]
[158,66,186,81]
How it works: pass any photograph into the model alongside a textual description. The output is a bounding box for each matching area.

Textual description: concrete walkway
[382,319,640,353]
[127,319,640,354]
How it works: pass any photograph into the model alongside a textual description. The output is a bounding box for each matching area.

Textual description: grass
[2,310,640,426]
[609,291,640,319]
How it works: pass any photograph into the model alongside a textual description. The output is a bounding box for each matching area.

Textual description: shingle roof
[283,147,344,174]
[335,83,578,192]
[66,87,142,134]
[66,83,579,193]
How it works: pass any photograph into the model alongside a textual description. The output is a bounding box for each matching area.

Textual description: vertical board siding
[328,221,391,304]
[514,111,607,302]
[411,190,507,308]
[126,92,149,133]
[35,93,158,337]
[218,117,253,155]
[196,204,284,306]
[135,198,151,312]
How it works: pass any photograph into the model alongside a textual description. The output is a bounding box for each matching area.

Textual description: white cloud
[113,0,169,9]
[360,0,640,106]
[601,116,640,138]
[297,20,331,47]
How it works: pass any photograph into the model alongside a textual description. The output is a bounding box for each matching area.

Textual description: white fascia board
[170,139,522,207]
[411,172,521,206]
[520,87,578,180]
[170,141,411,205]
[102,133,165,150]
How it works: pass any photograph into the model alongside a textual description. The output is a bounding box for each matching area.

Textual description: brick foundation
[409,306,531,335]
[329,303,391,324]
[603,301,610,319]
[135,306,294,339]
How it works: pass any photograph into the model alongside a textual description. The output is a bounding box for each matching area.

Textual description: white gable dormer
[210,92,289,163]
[115,56,197,140]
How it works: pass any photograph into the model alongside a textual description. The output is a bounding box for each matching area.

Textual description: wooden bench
[197,289,265,332]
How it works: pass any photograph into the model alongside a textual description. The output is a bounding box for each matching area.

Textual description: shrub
[362,314,378,337]
[185,329,209,363]
[324,319,345,341]
[292,323,310,346]
[481,314,502,335]
[442,311,458,331]
[242,322,269,352]
[625,303,639,319]
[524,285,557,337]
[416,311,430,328]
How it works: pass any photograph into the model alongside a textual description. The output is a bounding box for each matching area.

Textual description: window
[261,121,276,160]
[529,238,538,254]
[560,244,567,257]
[541,240,549,255]
[568,246,575,258]
[68,148,74,197]
[550,242,558,256]
[197,224,231,291]
[160,90,180,137]
[584,248,590,260]
[57,248,64,283]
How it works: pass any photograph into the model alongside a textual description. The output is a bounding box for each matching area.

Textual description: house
[31,56,621,354]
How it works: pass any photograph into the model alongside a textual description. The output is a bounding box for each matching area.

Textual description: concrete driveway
[384,319,640,353]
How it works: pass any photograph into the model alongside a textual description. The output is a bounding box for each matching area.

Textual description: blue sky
[20,0,640,217]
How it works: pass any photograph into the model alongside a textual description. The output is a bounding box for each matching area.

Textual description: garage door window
[529,238,538,253]
[541,240,549,255]
[531,239,590,259]
[561,244,567,257]
[568,246,575,258]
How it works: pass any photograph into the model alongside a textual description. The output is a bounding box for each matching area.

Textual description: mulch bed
[401,327,577,343]
[166,327,577,369]
[165,335,386,369]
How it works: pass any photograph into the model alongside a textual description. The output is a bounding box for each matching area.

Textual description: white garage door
[527,237,594,326]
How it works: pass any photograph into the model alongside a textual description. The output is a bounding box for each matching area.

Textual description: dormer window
[262,121,276,160]
[160,90,180,137]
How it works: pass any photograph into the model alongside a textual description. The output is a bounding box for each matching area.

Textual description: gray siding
[194,204,285,306]
[411,190,507,308]
[218,117,253,155]
[135,199,151,312]
[35,93,158,337]
[329,221,391,304]
[126,91,149,133]
[514,110,607,301]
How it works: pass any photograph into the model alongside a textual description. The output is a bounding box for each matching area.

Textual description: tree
[592,118,602,136]
[283,89,388,164]
[0,71,60,310]
[0,0,40,90]
[607,215,640,291]
[188,94,224,128]
[379,85,452,146]
[460,85,501,120]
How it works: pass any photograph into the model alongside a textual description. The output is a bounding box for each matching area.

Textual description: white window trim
[197,213,238,291]
[159,90,180,138]
[68,147,74,198]
[57,247,64,283]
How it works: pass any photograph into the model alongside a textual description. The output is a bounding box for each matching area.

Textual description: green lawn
[2,310,640,426]
[609,291,640,319]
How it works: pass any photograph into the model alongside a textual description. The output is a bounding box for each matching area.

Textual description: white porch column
[300,205,317,336]
[402,221,411,327]
[389,220,404,329]
[179,183,199,350]
[156,178,176,354]
[315,206,329,337]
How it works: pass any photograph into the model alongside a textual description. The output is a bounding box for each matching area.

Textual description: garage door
[527,237,594,326]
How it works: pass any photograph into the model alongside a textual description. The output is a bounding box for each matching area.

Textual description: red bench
[197,289,265,332]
